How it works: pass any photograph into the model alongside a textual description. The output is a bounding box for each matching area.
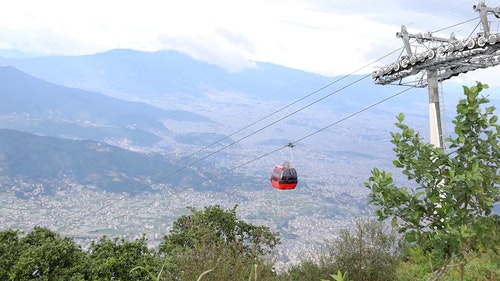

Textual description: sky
[1,0,500,83]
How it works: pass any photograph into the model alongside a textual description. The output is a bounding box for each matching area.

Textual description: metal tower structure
[371,0,500,148]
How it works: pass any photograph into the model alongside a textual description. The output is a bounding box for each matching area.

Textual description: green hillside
[0,128,190,193]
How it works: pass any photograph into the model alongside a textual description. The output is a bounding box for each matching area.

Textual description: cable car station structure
[371,1,500,148]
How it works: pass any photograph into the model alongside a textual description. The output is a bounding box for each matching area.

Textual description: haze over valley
[0,49,497,265]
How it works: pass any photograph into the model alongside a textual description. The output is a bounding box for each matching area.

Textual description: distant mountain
[0,66,212,146]
[0,49,38,59]
[0,49,342,100]
[0,49,458,115]
[0,128,231,195]
[0,128,162,193]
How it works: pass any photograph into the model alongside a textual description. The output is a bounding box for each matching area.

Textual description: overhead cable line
[166,10,486,188]
[113,85,416,220]
[90,16,479,218]
[187,85,416,189]
[88,65,387,216]
[153,47,405,184]
[141,15,480,186]
[91,69,386,217]
[165,47,404,168]
[154,73,371,183]
[434,17,479,33]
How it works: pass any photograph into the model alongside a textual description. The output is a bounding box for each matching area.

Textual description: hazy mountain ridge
[0,127,258,199]
[0,66,214,147]
[0,49,335,101]
[0,128,197,194]
[0,66,240,195]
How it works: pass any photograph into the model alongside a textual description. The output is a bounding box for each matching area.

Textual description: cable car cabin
[270,163,298,190]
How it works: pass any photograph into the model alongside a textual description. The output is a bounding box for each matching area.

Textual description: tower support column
[427,69,443,148]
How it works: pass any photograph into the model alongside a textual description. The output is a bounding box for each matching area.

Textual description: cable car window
[272,170,280,181]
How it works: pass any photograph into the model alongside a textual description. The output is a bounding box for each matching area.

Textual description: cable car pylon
[371,0,500,148]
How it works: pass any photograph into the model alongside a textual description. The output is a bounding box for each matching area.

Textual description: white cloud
[1,0,500,81]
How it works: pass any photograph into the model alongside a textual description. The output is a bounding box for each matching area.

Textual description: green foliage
[397,245,500,281]
[283,259,333,281]
[5,226,87,280]
[1,206,281,280]
[0,229,22,280]
[88,234,162,280]
[281,220,402,281]
[130,259,170,281]
[365,82,500,280]
[247,264,258,281]
[321,270,347,281]
[6,203,495,280]
[159,204,280,280]
[328,219,402,281]
[160,205,280,257]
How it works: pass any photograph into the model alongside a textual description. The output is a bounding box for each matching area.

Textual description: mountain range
[0,49,339,100]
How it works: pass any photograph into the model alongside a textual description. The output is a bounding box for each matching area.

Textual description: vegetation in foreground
[0,83,498,280]
[365,82,499,281]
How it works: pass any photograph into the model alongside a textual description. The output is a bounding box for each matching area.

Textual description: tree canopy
[6,226,87,280]
[159,204,280,280]
[365,82,499,280]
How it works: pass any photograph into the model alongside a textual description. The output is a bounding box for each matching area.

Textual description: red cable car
[270,143,298,190]
[270,162,298,190]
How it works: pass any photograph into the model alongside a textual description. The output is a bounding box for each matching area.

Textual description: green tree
[0,229,22,280]
[397,242,500,281]
[280,220,402,281]
[8,226,87,280]
[159,204,280,280]
[87,234,161,280]
[284,260,331,281]
[329,220,402,281]
[365,83,499,281]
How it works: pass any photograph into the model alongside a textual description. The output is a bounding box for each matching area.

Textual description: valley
[0,49,489,268]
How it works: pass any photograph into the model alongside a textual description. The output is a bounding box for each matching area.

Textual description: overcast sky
[1,0,499,80]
